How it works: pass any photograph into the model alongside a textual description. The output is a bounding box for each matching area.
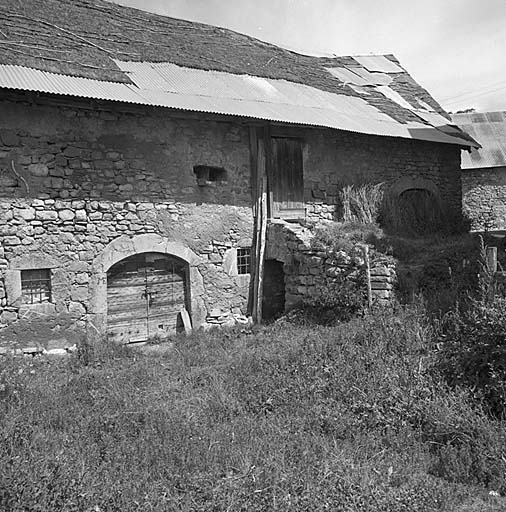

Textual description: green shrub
[300,276,367,325]
[436,297,506,417]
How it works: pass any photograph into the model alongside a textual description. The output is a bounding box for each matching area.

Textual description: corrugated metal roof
[0,64,144,104]
[352,55,404,74]
[0,62,476,147]
[452,111,506,169]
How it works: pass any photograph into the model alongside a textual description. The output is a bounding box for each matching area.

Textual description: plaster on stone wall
[0,98,254,348]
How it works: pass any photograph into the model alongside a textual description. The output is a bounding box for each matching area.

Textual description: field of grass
[1,304,506,511]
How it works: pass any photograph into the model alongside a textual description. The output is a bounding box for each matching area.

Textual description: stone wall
[0,98,253,349]
[0,94,456,349]
[266,221,396,309]
[301,129,462,223]
[462,166,506,231]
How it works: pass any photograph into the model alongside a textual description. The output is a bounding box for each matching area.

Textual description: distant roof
[0,0,477,148]
[452,111,506,168]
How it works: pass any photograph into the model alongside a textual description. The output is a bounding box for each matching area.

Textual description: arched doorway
[396,188,442,233]
[107,252,189,343]
[383,188,442,234]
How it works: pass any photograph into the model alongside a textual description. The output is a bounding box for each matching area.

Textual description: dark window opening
[237,247,251,275]
[21,269,51,304]
[194,165,227,186]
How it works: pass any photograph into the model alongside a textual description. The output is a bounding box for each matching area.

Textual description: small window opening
[21,269,51,304]
[194,165,227,186]
[237,247,251,275]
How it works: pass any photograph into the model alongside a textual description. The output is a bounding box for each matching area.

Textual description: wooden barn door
[270,138,304,219]
[107,253,188,343]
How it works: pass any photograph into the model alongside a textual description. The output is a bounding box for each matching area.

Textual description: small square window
[21,269,51,304]
[237,248,251,275]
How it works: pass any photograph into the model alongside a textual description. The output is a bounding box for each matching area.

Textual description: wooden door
[271,138,304,219]
[107,253,187,343]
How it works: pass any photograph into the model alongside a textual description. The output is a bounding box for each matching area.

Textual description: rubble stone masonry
[0,98,253,349]
[462,167,506,231]
[0,96,462,351]
[302,129,462,222]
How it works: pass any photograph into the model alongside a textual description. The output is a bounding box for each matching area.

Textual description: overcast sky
[110,0,506,113]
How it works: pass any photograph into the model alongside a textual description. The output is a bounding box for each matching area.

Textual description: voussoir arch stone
[94,233,201,273]
[389,176,440,197]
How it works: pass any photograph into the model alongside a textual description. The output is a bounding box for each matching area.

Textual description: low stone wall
[266,221,396,309]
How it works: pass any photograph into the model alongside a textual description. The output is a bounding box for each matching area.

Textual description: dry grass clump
[339,183,384,224]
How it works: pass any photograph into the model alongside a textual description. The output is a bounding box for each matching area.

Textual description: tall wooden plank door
[145,254,187,338]
[271,138,304,220]
[107,252,188,343]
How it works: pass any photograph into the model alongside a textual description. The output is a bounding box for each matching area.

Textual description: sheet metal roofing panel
[0,63,474,147]
[414,110,451,127]
[325,67,369,86]
[352,56,404,74]
[452,112,506,169]
[0,64,145,104]
[416,98,435,112]
[348,84,371,95]
[348,67,392,86]
[375,85,414,110]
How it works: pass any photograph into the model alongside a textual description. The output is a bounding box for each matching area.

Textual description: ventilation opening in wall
[194,165,227,186]
[21,269,52,304]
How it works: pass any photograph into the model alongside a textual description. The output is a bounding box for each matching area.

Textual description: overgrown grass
[1,305,506,511]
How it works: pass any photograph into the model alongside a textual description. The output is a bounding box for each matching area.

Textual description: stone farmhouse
[0,0,476,349]
[452,111,506,232]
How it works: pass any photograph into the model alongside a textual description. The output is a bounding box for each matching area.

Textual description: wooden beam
[249,125,269,323]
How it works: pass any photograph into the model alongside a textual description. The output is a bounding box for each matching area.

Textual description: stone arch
[385,178,443,234]
[390,176,440,198]
[88,234,206,336]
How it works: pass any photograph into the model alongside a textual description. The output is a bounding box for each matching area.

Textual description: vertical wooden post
[249,125,269,324]
[487,246,498,274]
[486,246,498,303]
[363,245,373,308]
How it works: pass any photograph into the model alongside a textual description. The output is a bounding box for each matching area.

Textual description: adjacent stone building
[0,0,476,349]
[452,111,506,232]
